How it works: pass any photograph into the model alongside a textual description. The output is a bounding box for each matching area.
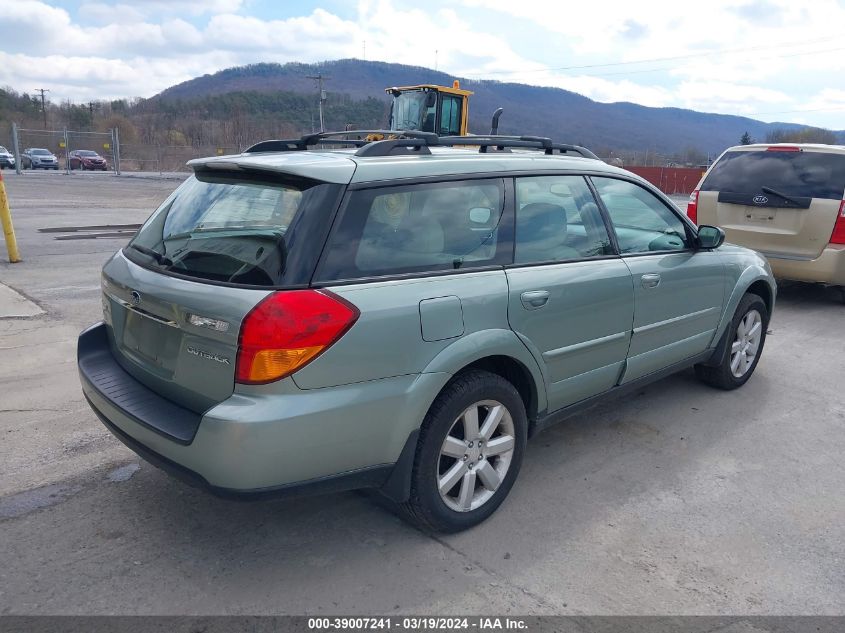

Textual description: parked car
[689,143,845,287]
[69,149,109,171]
[78,132,776,532]
[22,148,58,170]
[0,145,15,169]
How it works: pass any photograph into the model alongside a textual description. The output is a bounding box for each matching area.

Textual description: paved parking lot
[1,171,843,615]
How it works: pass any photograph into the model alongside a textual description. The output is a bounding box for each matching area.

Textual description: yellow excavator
[378,80,503,137]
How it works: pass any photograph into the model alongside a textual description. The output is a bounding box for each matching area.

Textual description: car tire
[695,293,768,390]
[399,369,527,533]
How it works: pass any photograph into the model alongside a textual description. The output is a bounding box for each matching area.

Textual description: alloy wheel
[437,399,516,512]
[730,309,763,378]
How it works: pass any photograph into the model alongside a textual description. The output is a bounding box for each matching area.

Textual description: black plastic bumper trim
[77,322,201,445]
[85,393,402,501]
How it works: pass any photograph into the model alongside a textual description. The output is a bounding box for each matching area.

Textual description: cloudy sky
[2,0,845,128]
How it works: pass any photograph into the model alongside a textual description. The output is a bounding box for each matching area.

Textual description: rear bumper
[765,245,845,285]
[78,322,446,498]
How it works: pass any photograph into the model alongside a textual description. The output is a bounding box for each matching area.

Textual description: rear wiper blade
[130,243,173,267]
[761,186,803,207]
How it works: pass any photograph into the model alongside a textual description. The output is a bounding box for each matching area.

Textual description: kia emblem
[753,195,768,205]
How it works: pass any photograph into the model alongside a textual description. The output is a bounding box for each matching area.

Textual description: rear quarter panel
[294,270,516,389]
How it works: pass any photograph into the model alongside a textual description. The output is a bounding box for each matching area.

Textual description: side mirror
[424,91,437,108]
[697,225,725,249]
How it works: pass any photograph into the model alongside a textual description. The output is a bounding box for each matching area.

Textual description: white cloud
[0,0,843,129]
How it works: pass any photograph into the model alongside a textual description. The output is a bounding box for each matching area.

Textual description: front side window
[514,175,613,263]
[317,179,508,281]
[126,172,342,287]
[591,177,690,254]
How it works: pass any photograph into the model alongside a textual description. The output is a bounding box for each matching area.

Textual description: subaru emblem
[130,291,141,305]
[753,195,768,205]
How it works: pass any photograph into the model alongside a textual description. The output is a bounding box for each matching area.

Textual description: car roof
[189,146,627,185]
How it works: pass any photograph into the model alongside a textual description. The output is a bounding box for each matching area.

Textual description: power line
[472,34,842,77]
[744,106,845,116]
[566,44,845,78]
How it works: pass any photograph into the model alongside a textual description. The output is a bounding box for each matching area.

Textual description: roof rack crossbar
[245,130,440,154]
[355,138,433,157]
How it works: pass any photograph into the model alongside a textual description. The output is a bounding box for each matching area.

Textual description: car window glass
[514,175,613,263]
[317,179,507,281]
[439,96,462,135]
[592,177,689,254]
[701,150,845,200]
[129,174,340,287]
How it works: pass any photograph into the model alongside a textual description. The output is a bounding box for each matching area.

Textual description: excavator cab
[386,81,473,136]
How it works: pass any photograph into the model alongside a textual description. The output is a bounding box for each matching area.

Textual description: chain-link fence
[9,123,244,176]
[118,143,241,174]
[10,124,119,175]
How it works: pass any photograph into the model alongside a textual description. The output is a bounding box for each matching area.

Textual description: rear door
[109,170,345,413]
[591,176,726,383]
[505,175,634,412]
[698,147,845,258]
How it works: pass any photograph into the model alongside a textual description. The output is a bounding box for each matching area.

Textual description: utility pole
[306,73,329,132]
[34,88,50,129]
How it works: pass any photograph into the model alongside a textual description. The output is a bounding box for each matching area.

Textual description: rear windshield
[702,150,845,200]
[126,172,342,287]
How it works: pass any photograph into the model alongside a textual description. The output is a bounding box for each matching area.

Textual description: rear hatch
[103,167,345,413]
[698,146,845,258]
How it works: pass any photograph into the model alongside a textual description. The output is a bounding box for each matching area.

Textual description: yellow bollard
[0,170,21,263]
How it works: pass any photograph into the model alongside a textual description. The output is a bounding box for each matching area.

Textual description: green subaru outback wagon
[78,132,776,532]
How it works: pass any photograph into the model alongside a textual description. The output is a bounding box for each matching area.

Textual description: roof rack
[438,135,599,159]
[244,130,598,160]
[244,130,438,154]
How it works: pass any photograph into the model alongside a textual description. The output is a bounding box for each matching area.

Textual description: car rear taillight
[766,146,801,152]
[830,200,845,245]
[235,290,359,384]
[686,189,699,224]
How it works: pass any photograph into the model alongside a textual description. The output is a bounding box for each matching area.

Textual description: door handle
[521,290,550,310]
[641,273,661,289]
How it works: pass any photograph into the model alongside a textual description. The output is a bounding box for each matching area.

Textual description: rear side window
[126,172,342,287]
[514,175,613,263]
[440,95,462,135]
[317,179,509,281]
[702,150,845,200]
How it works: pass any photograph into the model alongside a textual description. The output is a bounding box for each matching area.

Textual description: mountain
[156,59,840,157]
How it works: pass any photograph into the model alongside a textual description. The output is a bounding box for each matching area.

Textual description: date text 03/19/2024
[307,617,529,630]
